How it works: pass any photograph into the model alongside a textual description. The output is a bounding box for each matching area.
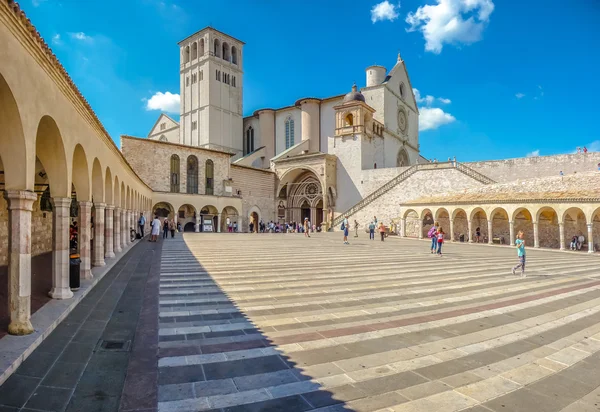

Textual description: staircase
[332,162,495,227]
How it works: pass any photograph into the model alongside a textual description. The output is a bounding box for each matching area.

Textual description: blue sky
[24,0,600,162]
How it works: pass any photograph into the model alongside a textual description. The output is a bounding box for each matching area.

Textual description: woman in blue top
[512,231,526,277]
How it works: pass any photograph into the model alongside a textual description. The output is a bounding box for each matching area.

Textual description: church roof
[343,83,366,103]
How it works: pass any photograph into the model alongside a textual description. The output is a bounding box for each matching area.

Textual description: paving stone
[194,378,238,397]
[0,374,41,407]
[234,369,299,391]
[221,394,312,412]
[14,351,58,378]
[24,385,72,412]
[202,355,289,380]
[40,361,87,389]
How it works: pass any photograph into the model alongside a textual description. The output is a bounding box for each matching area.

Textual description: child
[436,228,445,256]
[512,231,526,276]
[428,221,440,253]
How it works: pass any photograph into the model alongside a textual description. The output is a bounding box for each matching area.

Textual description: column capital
[587,223,593,229]
[79,200,93,209]
[51,197,72,208]
[4,190,37,211]
[509,220,514,225]
[105,204,115,211]
[94,202,107,209]
[558,221,564,227]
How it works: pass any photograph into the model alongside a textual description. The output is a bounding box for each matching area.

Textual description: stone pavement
[3,232,600,411]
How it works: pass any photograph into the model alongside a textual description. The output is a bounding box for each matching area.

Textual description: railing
[331,162,495,227]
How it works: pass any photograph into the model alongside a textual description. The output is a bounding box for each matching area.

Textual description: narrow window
[285,117,295,149]
[170,155,180,193]
[214,39,221,57]
[200,70,203,81]
[231,46,238,64]
[186,155,198,194]
[205,160,214,195]
[191,42,197,59]
[186,76,190,86]
[184,46,190,63]
[245,127,254,154]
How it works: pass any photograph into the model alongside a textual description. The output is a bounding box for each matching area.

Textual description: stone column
[468,219,473,243]
[449,219,455,242]
[49,197,74,299]
[238,217,243,233]
[587,223,594,253]
[559,222,565,251]
[125,210,131,246]
[417,220,423,239]
[487,220,493,245]
[92,202,106,267]
[120,209,127,249]
[4,190,37,335]
[195,215,200,232]
[104,205,115,258]
[400,218,406,237]
[509,221,515,246]
[217,213,222,233]
[533,221,540,248]
[78,201,93,279]
[114,208,122,253]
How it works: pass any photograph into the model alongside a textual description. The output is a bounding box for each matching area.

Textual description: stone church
[129,26,422,230]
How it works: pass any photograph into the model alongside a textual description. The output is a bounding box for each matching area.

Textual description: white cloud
[371,0,400,23]
[419,107,456,131]
[70,32,91,41]
[406,0,495,54]
[51,34,61,45]
[515,93,525,99]
[413,88,451,106]
[438,97,451,104]
[31,0,47,6]
[526,150,540,157]
[144,91,180,113]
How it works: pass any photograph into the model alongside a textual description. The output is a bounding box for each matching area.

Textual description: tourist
[249,221,254,233]
[228,219,233,233]
[512,230,526,277]
[150,215,160,242]
[583,146,588,154]
[354,220,359,237]
[342,216,350,244]
[373,216,378,225]
[369,221,376,240]
[378,221,386,241]
[169,219,176,238]
[597,162,600,172]
[162,218,169,239]
[138,213,146,237]
[436,227,445,256]
[177,222,182,233]
[577,147,581,154]
[428,221,440,253]
[559,170,564,177]
[578,234,585,250]
[304,218,310,237]
[570,235,578,250]
[475,226,481,243]
[233,221,238,232]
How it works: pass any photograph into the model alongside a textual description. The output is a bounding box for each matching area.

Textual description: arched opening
[490,207,509,245]
[177,204,197,232]
[250,211,260,233]
[344,113,354,126]
[186,155,198,194]
[537,207,559,249]
[435,208,450,237]
[452,209,468,242]
[205,160,214,195]
[592,207,600,253]
[245,127,254,155]
[221,206,239,232]
[159,135,167,142]
[199,205,218,232]
[281,170,323,227]
[285,117,295,149]
[563,207,587,251]
[152,202,174,221]
[199,38,205,56]
[513,208,534,247]
[470,208,488,243]
[231,46,238,64]
[403,209,419,237]
[396,148,410,167]
[170,154,180,193]
[213,39,221,58]
[184,45,190,63]
[222,42,230,62]
[191,42,198,60]
[421,209,434,238]
[399,83,406,99]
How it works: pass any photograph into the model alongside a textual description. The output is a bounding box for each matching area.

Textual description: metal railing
[332,162,495,227]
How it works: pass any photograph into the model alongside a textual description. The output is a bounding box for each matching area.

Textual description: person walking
[475,226,481,243]
[428,221,440,253]
[304,218,310,237]
[169,219,176,238]
[436,227,445,256]
[138,213,146,238]
[233,221,238,232]
[378,221,386,241]
[354,220,359,237]
[512,231,526,277]
[369,221,376,240]
[162,218,169,239]
[150,215,160,242]
[342,216,350,244]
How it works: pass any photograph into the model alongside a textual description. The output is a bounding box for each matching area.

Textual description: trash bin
[459,234,465,242]
[69,253,81,291]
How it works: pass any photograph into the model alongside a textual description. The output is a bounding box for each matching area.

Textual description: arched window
[285,117,295,149]
[199,38,205,56]
[397,148,410,167]
[191,42,198,60]
[399,83,405,99]
[231,46,238,64]
[214,39,221,57]
[245,127,254,155]
[205,160,214,195]
[344,113,353,126]
[159,135,167,142]
[170,155,180,193]
[186,155,198,194]
[222,42,230,62]
[184,46,190,63]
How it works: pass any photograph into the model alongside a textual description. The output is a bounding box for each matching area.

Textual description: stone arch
[153,202,174,223]
[191,42,198,59]
[283,169,324,226]
[562,206,588,251]
[592,206,600,253]
[222,42,230,62]
[91,158,104,203]
[396,148,410,167]
[199,204,219,232]
[248,205,262,225]
[177,204,197,232]
[489,207,510,245]
[536,206,559,249]
[512,207,534,247]
[199,38,205,56]
[452,208,468,242]
[231,45,238,64]
[420,208,434,238]
[120,183,125,209]
[184,45,190,63]
[0,72,30,190]
[344,113,354,126]
[104,167,113,205]
[470,207,488,243]
[36,116,70,198]
[214,38,221,57]
[221,206,239,232]
[435,208,450,235]
[113,176,120,208]
[403,209,420,237]
[186,155,199,194]
[71,144,90,201]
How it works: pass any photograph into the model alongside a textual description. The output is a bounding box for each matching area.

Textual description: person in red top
[583,146,588,153]
[436,228,445,256]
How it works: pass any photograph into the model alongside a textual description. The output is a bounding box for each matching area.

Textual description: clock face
[398,109,407,133]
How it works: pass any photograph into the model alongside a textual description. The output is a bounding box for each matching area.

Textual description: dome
[343,83,365,103]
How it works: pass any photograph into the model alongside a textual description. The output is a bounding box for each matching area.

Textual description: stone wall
[465,153,600,183]
[122,136,231,195]
[230,165,276,225]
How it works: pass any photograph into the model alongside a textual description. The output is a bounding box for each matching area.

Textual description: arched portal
[452,209,468,242]
[283,170,324,227]
[435,208,450,235]
[470,208,488,243]
[421,209,434,238]
[537,207,559,249]
[397,148,410,167]
[177,204,197,232]
[221,206,239,232]
[199,205,218,232]
[513,208,534,247]
[153,202,174,219]
[490,207,509,245]
[562,207,587,251]
[403,209,419,237]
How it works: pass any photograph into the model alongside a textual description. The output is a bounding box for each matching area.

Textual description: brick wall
[230,165,276,223]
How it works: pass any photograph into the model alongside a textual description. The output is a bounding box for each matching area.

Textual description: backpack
[340,223,345,231]
[427,226,437,238]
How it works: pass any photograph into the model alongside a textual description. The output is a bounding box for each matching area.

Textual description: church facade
[140,26,422,229]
